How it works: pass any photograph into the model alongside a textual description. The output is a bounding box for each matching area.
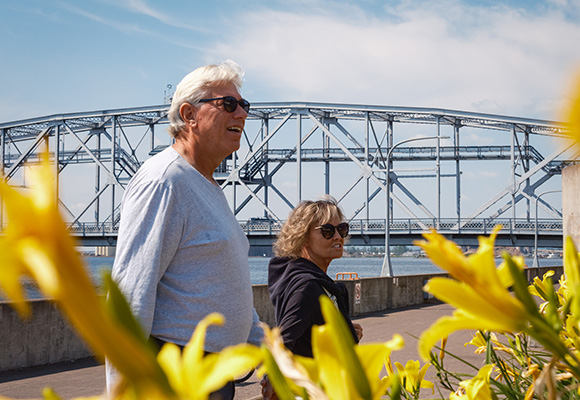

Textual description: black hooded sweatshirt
[268,256,359,357]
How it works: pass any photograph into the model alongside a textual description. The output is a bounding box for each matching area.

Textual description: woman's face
[301,213,345,272]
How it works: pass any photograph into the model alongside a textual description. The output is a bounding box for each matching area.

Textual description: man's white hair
[167,60,244,138]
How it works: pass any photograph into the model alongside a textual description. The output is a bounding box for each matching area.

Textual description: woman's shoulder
[284,280,326,309]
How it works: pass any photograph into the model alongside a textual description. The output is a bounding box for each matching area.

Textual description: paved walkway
[0,302,483,399]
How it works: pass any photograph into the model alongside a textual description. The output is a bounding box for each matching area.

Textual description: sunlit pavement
[0,301,480,399]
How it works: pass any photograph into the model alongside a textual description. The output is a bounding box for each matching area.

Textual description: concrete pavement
[0,301,483,399]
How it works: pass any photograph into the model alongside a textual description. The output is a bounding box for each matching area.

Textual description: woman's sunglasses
[199,96,251,113]
[315,222,349,239]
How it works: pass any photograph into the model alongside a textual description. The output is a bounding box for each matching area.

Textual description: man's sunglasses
[199,96,250,113]
[315,222,349,239]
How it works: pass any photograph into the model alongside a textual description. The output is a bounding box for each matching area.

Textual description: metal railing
[59,217,562,238]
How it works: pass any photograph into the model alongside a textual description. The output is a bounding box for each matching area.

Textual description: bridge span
[72,217,563,251]
[1,102,573,260]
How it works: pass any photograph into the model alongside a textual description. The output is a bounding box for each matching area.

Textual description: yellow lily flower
[416,228,529,360]
[1,158,265,400]
[561,315,580,355]
[561,71,580,145]
[0,158,167,394]
[393,359,434,396]
[465,331,515,357]
[156,313,262,400]
[0,239,30,316]
[418,227,527,325]
[493,360,518,383]
[311,295,372,399]
[449,364,494,400]
[564,237,580,320]
[309,296,405,400]
[417,226,580,378]
[439,337,448,361]
[529,271,560,316]
[311,324,355,400]
[256,324,325,400]
[41,387,102,400]
[465,331,488,354]
[529,271,556,300]
[358,335,405,399]
[522,361,541,380]
[496,255,524,289]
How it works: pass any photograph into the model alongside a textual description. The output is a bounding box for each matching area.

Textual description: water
[247,256,564,284]
[4,256,564,300]
[87,255,565,286]
[86,256,450,286]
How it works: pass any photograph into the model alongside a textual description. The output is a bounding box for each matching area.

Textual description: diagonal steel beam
[391,174,436,219]
[333,119,364,149]
[349,186,383,221]
[308,112,428,228]
[62,122,123,188]
[5,127,51,180]
[268,183,294,211]
[487,172,555,220]
[70,184,110,226]
[229,113,293,179]
[461,141,573,224]
[58,128,104,173]
[236,178,281,221]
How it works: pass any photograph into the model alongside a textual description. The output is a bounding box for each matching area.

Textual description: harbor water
[6,256,564,301]
[85,255,564,286]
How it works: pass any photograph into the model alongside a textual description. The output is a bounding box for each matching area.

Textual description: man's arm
[112,181,182,337]
[247,308,264,346]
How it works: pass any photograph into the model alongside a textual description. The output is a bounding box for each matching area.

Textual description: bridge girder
[1,102,574,247]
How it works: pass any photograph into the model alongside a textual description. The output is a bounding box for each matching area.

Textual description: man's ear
[180,102,197,126]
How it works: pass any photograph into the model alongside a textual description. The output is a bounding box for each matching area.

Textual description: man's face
[192,82,248,161]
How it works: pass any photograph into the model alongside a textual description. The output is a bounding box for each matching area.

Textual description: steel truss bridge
[0,102,574,251]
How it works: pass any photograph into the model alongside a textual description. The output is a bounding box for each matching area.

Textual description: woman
[267,197,363,357]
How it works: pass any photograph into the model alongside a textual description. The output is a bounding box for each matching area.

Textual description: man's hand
[353,323,364,341]
[260,375,279,400]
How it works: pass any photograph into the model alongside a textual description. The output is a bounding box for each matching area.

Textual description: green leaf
[261,347,296,400]
[503,254,540,318]
[102,271,149,347]
[484,331,492,365]
[544,277,562,331]
[319,295,373,399]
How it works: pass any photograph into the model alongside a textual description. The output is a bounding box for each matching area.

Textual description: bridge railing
[348,218,562,236]
[67,222,118,236]
[60,217,563,237]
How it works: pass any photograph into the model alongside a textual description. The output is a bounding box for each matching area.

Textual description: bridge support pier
[94,246,116,257]
[563,164,580,249]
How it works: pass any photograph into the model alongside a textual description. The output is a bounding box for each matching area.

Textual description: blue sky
[2,0,580,124]
[2,0,579,224]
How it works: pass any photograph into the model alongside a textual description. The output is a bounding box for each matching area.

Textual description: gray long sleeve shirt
[111,146,263,351]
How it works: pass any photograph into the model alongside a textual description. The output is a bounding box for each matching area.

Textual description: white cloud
[207,1,580,120]
[122,0,208,32]
[56,1,206,50]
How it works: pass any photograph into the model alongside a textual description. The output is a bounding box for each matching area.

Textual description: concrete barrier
[0,299,93,371]
[0,266,563,372]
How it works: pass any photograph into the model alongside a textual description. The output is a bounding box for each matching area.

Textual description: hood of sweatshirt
[268,256,347,308]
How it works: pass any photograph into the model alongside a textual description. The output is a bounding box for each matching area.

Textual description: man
[107,60,263,399]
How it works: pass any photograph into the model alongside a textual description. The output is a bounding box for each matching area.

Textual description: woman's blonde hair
[274,196,345,259]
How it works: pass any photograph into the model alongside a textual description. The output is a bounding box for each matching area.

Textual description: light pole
[532,189,561,268]
[380,135,449,277]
